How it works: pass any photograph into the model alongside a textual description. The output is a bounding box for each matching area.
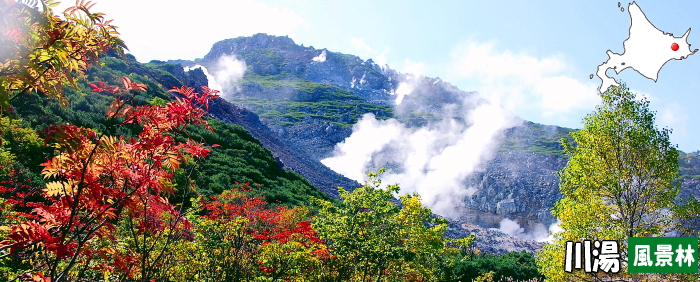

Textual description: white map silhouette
[596,1,698,93]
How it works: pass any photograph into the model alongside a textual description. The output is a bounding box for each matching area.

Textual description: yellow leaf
[41,158,59,179]
[46,0,60,8]
[164,152,181,170]
[44,181,74,197]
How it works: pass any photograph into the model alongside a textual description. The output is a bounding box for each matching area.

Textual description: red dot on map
[671,43,680,51]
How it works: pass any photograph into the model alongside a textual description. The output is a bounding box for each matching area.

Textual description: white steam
[312,50,327,62]
[322,94,520,217]
[185,65,223,93]
[450,41,599,125]
[211,55,247,95]
[321,116,403,182]
[185,54,247,99]
[498,218,563,242]
[394,59,428,105]
[543,220,563,243]
[394,80,416,105]
[499,218,525,237]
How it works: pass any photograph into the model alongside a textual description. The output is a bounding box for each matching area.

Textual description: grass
[498,122,575,158]
[243,49,286,67]
[395,109,441,126]
[240,73,361,102]
[230,97,393,127]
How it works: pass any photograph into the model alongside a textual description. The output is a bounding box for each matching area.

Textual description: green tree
[537,84,681,281]
[446,251,544,282]
[162,184,327,282]
[313,169,454,282]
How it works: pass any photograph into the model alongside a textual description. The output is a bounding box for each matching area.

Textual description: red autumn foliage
[0,78,219,280]
[199,182,327,278]
[203,183,323,245]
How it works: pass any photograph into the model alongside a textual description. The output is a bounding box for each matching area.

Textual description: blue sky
[70,0,700,151]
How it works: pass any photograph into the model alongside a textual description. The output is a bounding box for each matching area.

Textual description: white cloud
[375,52,389,70]
[57,0,308,62]
[450,42,599,122]
[351,37,374,53]
[657,102,689,137]
[535,76,598,117]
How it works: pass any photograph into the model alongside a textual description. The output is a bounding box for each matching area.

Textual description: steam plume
[322,83,520,217]
[185,54,246,99]
[498,218,563,242]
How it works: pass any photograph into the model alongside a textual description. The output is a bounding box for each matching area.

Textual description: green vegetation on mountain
[11,53,326,206]
[241,72,361,101]
[182,118,326,203]
[231,69,394,127]
[232,97,393,127]
[499,121,575,158]
[678,150,700,179]
[444,251,544,282]
[243,48,286,67]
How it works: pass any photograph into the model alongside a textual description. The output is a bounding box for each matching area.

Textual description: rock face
[182,34,559,253]
[201,33,397,103]
[182,33,489,161]
[269,122,354,160]
[462,152,567,231]
[446,220,545,255]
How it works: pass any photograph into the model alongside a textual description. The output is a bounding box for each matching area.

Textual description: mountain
[172,34,570,224]
[154,33,699,253]
[153,34,565,251]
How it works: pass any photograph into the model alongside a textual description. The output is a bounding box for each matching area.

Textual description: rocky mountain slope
[206,98,361,198]
[160,33,699,253]
[146,58,362,198]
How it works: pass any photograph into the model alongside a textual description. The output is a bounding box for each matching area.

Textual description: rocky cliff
[462,151,566,230]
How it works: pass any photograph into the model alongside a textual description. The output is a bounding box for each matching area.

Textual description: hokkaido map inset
[595,1,698,93]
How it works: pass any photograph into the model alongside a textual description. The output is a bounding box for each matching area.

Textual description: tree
[445,251,544,282]
[0,77,220,281]
[313,169,454,282]
[1,0,125,111]
[163,182,327,282]
[537,84,681,281]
